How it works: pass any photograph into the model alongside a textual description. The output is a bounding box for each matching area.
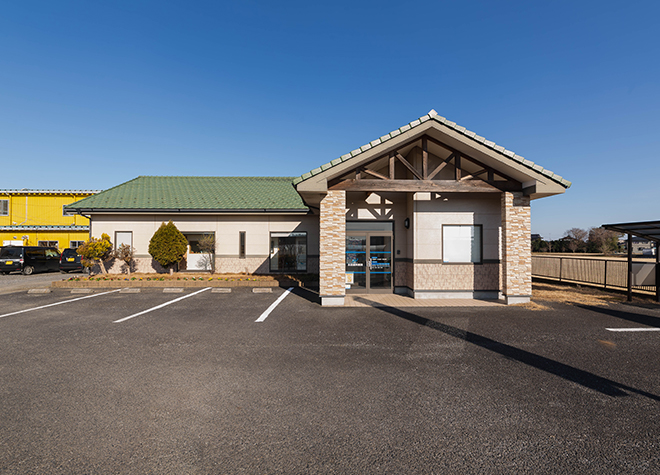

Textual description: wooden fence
[532,255,657,294]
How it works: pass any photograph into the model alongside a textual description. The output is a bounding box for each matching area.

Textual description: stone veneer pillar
[501,191,532,304]
[319,190,346,306]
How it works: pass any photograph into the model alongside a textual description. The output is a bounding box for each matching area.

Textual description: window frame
[37,240,59,249]
[441,224,483,264]
[114,231,133,251]
[69,240,85,249]
[269,231,307,273]
[239,231,246,259]
[0,199,8,216]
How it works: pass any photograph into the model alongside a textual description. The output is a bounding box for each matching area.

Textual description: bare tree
[113,243,135,275]
[565,228,588,253]
[198,233,216,274]
[588,227,621,255]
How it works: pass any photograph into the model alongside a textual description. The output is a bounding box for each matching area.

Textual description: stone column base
[321,295,345,306]
[504,295,531,305]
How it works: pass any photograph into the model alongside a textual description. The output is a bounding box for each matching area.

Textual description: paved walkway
[344,294,504,307]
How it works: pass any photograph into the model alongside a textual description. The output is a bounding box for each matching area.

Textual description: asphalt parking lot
[0,271,72,295]
[0,287,658,473]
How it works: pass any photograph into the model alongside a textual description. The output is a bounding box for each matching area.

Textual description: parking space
[0,287,658,472]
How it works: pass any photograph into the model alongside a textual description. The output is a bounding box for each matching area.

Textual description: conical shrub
[148,221,188,272]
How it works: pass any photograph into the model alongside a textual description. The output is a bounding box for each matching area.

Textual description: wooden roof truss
[328,135,523,194]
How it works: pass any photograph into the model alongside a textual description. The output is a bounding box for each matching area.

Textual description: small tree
[198,233,216,273]
[77,233,113,274]
[114,243,135,275]
[565,228,588,253]
[148,221,188,274]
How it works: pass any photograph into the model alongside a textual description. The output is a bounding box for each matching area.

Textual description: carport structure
[603,220,660,302]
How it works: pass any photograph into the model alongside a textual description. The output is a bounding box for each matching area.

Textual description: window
[0,199,8,216]
[442,225,482,264]
[63,205,75,217]
[38,240,59,249]
[0,247,22,259]
[115,231,133,250]
[45,248,60,258]
[270,232,307,272]
[239,231,246,259]
[70,241,85,249]
[27,248,45,258]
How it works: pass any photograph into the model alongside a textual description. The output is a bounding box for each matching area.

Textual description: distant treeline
[533,227,620,254]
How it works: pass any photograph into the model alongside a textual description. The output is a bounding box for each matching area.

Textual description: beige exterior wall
[407,193,501,298]
[90,213,319,274]
[88,190,531,304]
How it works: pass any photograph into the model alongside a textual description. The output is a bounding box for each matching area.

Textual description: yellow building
[0,189,100,250]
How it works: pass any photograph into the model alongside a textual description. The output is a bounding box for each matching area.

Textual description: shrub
[77,233,113,274]
[148,221,188,274]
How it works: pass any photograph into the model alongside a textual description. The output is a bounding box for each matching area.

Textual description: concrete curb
[51,279,300,289]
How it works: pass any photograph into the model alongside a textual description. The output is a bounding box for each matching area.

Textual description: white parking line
[606,327,660,332]
[113,287,211,323]
[255,287,294,323]
[0,289,122,319]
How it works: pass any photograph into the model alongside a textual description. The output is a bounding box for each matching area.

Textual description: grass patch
[510,301,551,311]
[533,282,625,306]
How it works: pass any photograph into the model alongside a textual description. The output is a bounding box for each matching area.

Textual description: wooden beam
[329,179,502,193]
[362,168,390,180]
[425,135,520,184]
[427,152,455,180]
[395,153,423,180]
[483,180,523,192]
[460,168,488,181]
[422,136,428,179]
[389,152,395,179]
[455,155,462,180]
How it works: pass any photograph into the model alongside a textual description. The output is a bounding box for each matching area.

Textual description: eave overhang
[68,208,310,215]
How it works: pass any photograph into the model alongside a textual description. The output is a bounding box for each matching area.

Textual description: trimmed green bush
[148,221,188,273]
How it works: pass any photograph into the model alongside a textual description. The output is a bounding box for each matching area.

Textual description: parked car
[0,246,61,275]
[59,248,85,273]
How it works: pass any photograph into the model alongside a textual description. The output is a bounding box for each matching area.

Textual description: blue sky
[1,1,658,238]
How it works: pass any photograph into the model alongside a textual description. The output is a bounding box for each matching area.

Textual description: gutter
[69,208,311,214]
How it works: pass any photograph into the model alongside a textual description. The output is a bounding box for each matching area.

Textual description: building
[618,235,654,255]
[0,189,100,249]
[67,110,570,305]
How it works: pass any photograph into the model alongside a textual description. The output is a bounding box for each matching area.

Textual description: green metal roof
[65,176,308,212]
[292,110,572,189]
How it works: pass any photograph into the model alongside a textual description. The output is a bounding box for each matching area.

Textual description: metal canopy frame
[602,220,660,302]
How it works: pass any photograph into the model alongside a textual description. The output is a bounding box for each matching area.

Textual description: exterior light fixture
[404,218,410,229]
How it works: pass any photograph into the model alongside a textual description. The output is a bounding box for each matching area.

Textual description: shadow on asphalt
[576,304,660,329]
[288,286,320,305]
[355,297,660,402]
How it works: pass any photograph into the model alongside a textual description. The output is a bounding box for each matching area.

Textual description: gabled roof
[65,176,308,213]
[293,110,571,189]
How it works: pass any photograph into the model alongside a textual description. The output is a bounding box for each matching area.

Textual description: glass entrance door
[368,235,392,290]
[345,233,393,293]
[346,235,367,291]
